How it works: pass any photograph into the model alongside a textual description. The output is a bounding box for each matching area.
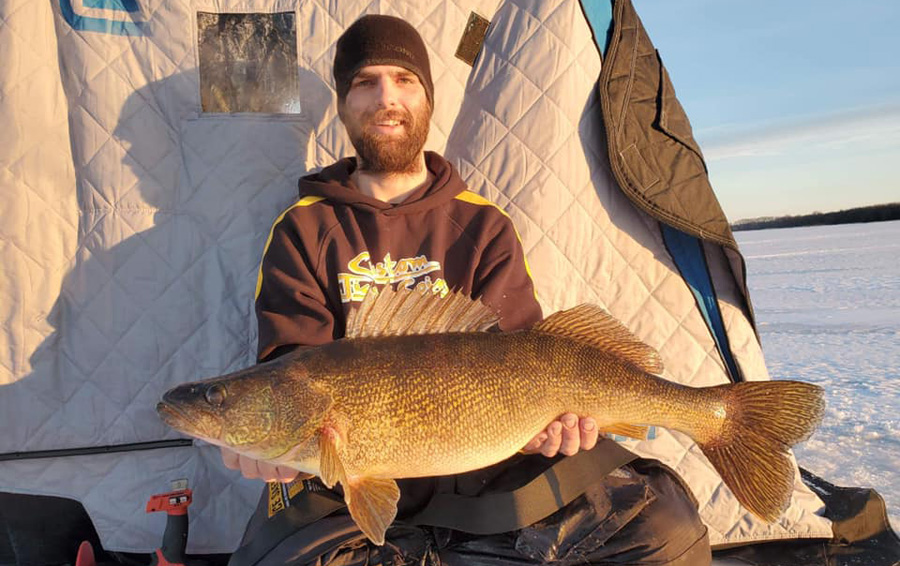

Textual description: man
[225,14,710,566]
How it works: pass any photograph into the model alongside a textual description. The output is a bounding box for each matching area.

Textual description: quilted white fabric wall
[0,0,78,383]
[1,0,833,554]
[443,0,833,546]
[0,0,501,553]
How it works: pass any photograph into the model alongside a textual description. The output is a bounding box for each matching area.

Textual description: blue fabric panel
[58,0,145,36]
[579,0,741,382]
[661,224,742,382]
[580,0,615,55]
[81,0,140,11]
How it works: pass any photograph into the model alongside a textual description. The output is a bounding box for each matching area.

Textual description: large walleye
[157,288,825,545]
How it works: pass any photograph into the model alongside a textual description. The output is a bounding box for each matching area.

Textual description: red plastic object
[75,540,96,566]
[146,486,193,566]
[151,547,184,566]
[145,488,192,516]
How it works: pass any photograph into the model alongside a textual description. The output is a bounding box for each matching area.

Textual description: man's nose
[374,79,400,107]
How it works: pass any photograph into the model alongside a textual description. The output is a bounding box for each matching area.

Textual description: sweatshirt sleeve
[255,212,335,362]
[471,215,543,331]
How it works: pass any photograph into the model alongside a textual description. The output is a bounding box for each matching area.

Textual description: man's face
[338,65,431,174]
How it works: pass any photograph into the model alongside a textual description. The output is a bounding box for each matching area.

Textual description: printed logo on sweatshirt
[338,251,449,303]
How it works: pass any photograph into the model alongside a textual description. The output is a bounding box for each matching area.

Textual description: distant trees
[732,203,900,231]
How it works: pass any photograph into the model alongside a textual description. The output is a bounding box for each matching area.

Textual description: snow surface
[736,220,900,532]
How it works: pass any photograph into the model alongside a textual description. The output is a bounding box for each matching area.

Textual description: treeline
[732,202,900,231]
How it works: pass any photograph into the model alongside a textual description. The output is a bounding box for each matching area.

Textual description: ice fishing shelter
[1,0,895,561]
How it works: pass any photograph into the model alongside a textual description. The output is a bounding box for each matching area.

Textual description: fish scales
[276,330,688,479]
[157,288,825,545]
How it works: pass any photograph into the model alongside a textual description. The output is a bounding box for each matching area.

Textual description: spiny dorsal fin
[346,287,499,339]
[534,304,664,374]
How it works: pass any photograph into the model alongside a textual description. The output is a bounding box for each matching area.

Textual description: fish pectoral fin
[599,423,650,440]
[318,427,400,544]
[344,476,400,546]
[318,426,345,489]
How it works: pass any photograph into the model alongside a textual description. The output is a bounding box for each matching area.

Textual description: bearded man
[223,14,710,566]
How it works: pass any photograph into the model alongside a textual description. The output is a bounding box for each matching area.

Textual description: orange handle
[146,489,192,516]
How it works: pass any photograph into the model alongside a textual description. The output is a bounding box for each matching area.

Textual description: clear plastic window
[197,12,301,113]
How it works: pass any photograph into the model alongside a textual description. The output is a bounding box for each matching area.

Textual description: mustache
[364,109,412,125]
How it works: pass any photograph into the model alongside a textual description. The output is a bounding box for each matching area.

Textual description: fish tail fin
[696,380,825,521]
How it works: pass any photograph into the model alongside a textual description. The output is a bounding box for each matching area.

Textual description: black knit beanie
[333,14,434,106]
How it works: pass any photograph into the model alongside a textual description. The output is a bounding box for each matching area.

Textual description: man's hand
[521,413,598,457]
[220,447,308,483]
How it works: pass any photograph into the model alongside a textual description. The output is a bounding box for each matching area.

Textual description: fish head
[157,358,332,461]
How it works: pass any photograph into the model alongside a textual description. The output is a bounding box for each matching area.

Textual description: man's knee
[623,460,711,565]
[487,459,711,566]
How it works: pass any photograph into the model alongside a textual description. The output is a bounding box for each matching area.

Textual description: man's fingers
[275,466,301,483]
[521,433,547,454]
[222,447,300,482]
[257,460,282,482]
[541,421,563,457]
[521,415,601,458]
[221,448,240,470]
[238,454,261,479]
[558,413,580,456]
[580,417,598,451]
[258,461,298,483]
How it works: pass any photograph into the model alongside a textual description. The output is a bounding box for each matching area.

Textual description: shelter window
[197,12,301,114]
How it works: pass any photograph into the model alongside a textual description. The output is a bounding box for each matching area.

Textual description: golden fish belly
[300,330,692,479]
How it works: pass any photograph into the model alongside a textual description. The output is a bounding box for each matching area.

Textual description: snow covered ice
[737,220,900,531]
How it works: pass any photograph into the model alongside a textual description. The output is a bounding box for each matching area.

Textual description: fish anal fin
[345,287,499,339]
[598,423,650,441]
[534,305,664,374]
[318,426,345,489]
[345,476,400,546]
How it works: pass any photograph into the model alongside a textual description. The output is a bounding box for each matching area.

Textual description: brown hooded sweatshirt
[255,151,542,361]
[254,151,543,515]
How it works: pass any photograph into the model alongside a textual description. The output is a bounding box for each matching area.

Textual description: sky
[633,0,900,220]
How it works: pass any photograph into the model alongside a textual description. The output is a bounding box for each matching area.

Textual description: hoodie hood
[297,151,467,216]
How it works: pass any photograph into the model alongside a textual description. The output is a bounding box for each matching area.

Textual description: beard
[346,103,431,174]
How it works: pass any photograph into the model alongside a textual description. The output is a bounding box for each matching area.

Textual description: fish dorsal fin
[534,305,664,375]
[346,287,499,339]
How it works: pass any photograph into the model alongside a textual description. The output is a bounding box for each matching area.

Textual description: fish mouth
[156,401,191,430]
[156,401,222,441]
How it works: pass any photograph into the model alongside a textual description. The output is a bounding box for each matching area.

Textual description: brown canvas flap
[596,0,759,329]
[598,0,736,250]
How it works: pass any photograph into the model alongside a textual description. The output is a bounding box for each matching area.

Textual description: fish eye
[205,384,227,407]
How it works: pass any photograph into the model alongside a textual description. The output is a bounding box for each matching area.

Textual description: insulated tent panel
[0,0,504,552]
[1,0,833,554]
[442,0,831,546]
